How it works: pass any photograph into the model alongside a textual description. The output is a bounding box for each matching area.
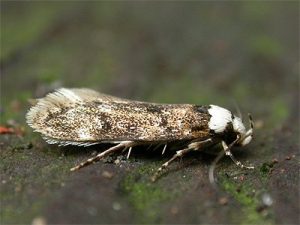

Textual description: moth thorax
[208,105,232,134]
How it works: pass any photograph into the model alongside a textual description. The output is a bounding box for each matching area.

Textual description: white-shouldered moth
[26,88,254,179]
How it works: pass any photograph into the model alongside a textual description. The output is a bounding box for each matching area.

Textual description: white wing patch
[208,105,232,133]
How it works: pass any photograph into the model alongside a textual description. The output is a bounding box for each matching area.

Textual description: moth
[26,88,254,179]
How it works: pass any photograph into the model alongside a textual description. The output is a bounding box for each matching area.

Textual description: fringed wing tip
[43,136,99,147]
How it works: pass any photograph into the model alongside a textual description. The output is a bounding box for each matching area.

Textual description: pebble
[102,171,114,179]
[170,206,179,215]
[112,202,121,211]
[262,193,273,206]
[114,159,121,165]
[31,217,47,225]
[218,197,229,205]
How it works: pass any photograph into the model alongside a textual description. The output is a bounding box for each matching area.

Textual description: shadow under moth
[26,88,254,181]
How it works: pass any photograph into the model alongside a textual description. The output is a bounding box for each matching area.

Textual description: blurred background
[1,2,299,225]
[2,2,298,126]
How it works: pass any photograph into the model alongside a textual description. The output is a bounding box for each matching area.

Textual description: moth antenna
[209,150,225,189]
[248,113,254,130]
[232,100,242,120]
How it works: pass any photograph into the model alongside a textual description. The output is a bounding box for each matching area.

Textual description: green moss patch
[220,175,273,225]
[120,164,173,223]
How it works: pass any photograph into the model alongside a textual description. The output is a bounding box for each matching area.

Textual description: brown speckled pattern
[26,89,211,144]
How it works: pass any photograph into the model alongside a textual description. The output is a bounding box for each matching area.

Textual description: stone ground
[1,2,299,224]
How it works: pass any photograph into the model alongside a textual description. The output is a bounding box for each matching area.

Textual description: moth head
[208,105,253,146]
[232,114,253,146]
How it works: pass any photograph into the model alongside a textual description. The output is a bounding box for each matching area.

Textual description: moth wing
[27,88,203,146]
[66,88,133,104]
[26,88,139,146]
[29,88,135,109]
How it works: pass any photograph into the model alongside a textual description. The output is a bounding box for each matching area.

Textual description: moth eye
[231,113,234,120]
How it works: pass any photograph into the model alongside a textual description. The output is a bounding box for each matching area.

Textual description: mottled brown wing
[26,88,211,146]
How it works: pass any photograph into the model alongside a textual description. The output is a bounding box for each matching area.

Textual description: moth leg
[146,144,153,151]
[152,143,163,152]
[126,146,133,159]
[152,147,192,181]
[70,141,134,171]
[221,141,254,169]
[161,144,167,155]
[188,138,212,150]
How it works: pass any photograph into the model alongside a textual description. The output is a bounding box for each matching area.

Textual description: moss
[1,196,47,224]
[0,137,75,224]
[120,164,172,223]
[220,175,273,225]
[260,162,275,178]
